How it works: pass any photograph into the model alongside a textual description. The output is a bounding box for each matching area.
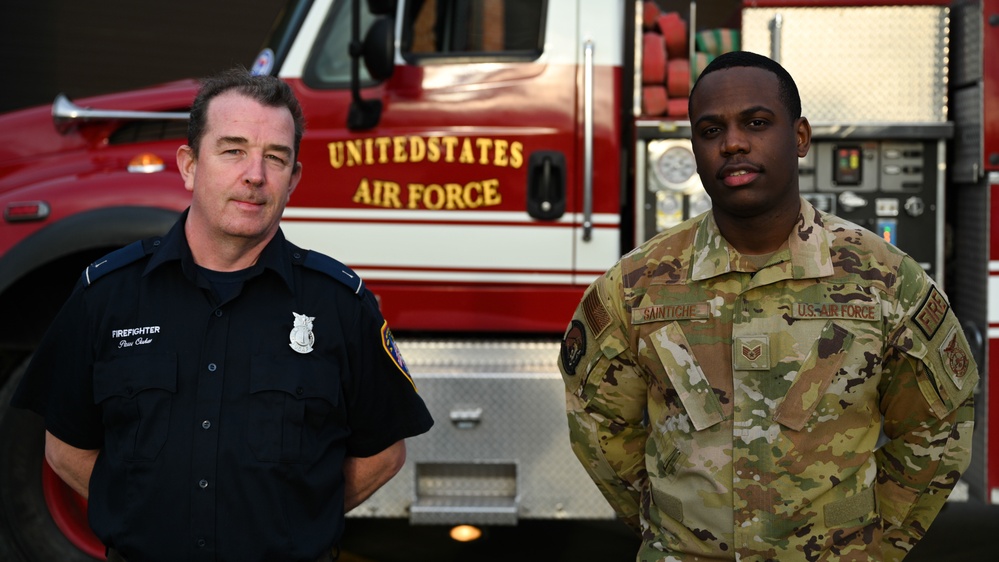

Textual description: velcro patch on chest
[632,303,710,324]
[790,302,880,321]
[733,335,770,370]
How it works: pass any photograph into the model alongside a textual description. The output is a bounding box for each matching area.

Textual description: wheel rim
[41,460,105,559]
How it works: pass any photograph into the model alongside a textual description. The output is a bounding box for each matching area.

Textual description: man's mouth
[722,169,759,187]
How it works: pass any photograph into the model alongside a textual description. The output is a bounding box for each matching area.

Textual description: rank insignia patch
[561,320,586,375]
[733,335,770,370]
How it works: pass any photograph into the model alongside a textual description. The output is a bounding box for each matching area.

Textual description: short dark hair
[688,51,802,121]
[187,67,306,159]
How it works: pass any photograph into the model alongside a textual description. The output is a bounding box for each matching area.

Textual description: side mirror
[349,0,397,130]
[363,16,395,81]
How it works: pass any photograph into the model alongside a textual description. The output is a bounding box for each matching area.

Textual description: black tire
[0,358,100,561]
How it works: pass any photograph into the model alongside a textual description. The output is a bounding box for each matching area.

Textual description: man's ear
[176,145,197,193]
[288,161,303,196]
[795,117,812,158]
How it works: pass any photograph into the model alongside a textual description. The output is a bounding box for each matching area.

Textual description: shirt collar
[690,197,834,282]
[144,208,296,292]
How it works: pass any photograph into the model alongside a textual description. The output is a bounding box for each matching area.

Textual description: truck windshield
[307,0,377,86]
[256,0,315,76]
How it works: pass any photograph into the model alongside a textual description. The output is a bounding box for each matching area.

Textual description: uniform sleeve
[558,273,649,533]
[343,291,434,458]
[11,284,104,450]
[876,259,978,561]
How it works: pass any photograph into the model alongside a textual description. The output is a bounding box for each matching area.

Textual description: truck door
[274,0,620,334]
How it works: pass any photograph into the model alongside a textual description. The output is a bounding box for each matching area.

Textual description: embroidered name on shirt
[632,303,710,324]
[791,303,879,321]
[112,326,160,348]
[111,326,161,338]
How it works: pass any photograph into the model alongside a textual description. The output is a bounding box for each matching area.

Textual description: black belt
[107,546,339,561]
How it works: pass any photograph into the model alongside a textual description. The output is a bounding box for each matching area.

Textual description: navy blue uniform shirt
[13,211,434,562]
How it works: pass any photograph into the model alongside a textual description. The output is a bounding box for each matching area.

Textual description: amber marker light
[127,152,166,173]
[449,524,483,542]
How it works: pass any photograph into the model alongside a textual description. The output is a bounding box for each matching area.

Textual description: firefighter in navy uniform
[11,68,433,562]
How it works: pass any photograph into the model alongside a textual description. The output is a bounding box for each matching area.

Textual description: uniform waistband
[106,546,340,562]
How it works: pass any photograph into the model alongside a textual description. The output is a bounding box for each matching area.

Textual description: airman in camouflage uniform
[558,52,977,561]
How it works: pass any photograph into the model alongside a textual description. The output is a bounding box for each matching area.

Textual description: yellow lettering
[444,183,466,209]
[427,137,441,162]
[375,137,391,163]
[509,141,524,169]
[476,138,493,165]
[459,138,476,164]
[482,178,502,205]
[346,139,364,167]
[407,184,425,209]
[493,139,509,166]
[382,181,402,208]
[441,137,459,162]
[363,138,375,165]
[328,142,344,169]
[352,178,373,205]
[409,136,426,163]
[424,184,445,209]
[393,137,408,163]
[464,181,483,208]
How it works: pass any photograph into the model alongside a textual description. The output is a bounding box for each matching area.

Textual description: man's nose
[242,154,265,186]
[721,128,749,155]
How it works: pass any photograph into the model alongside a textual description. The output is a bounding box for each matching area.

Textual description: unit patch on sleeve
[560,320,586,376]
[381,322,417,390]
[914,286,949,339]
[939,325,971,390]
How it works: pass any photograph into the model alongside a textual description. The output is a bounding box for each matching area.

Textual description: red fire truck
[0,0,995,559]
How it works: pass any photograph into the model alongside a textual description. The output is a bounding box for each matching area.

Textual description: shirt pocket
[93,353,177,461]
[649,322,725,432]
[248,354,341,463]
[772,321,854,431]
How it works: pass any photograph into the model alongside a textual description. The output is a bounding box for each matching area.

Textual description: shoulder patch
[914,286,949,339]
[301,250,365,296]
[82,239,154,287]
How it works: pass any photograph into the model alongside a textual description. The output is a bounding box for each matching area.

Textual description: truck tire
[0,358,102,561]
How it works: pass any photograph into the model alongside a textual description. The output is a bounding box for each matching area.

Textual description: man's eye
[266,154,288,165]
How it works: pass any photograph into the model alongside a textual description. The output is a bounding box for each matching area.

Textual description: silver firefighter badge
[289,312,316,354]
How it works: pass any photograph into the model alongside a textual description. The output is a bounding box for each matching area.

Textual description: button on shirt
[13,212,434,562]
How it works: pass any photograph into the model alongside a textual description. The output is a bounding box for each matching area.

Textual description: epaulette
[301,249,365,296]
[81,239,156,287]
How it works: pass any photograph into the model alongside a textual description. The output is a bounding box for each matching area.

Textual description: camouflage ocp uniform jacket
[558,198,977,561]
